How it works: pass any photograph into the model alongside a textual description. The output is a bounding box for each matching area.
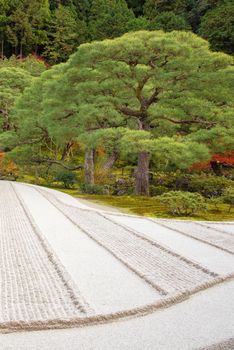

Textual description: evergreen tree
[144,0,187,19]
[6,0,50,57]
[62,31,233,195]
[88,0,135,40]
[0,55,46,142]
[199,1,234,54]
[44,5,86,63]
[0,67,32,133]
[0,0,10,58]
[126,0,145,16]
[187,0,222,32]
[149,11,191,31]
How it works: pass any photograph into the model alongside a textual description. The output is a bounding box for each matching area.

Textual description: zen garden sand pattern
[0,181,234,349]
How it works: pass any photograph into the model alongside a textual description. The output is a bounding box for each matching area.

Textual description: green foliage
[144,0,188,19]
[149,11,191,31]
[88,0,134,41]
[6,0,50,57]
[149,184,168,196]
[126,16,150,32]
[55,169,77,188]
[0,55,46,76]
[221,187,234,212]
[0,0,233,63]
[44,5,87,63]
[9,30,233,195]
[126,0,144,16]
[188,174,233,198]
[0,66,32,133]
[199,1,234,54]
[158,190,207,216]
[80,183,105,194]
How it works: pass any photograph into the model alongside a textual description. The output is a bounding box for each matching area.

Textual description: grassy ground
[54,188,234,221]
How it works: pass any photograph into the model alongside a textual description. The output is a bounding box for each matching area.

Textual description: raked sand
[0,180,234,349]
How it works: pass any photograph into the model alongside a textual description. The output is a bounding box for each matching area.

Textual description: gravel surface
[149,219,234,254]
[0,181,233,349]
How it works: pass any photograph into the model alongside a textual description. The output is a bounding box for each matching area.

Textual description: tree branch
[160,116,217,127]
[32,157,83,170]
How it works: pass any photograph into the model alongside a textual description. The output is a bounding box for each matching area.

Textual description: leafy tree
[61,30,233,195]
[0,55,46,146]
[126,16,150,32]
[70,0,92,21]
[88,0,135,40]
[199,1,234,54]
[144,0,187,19]
[187,0,222,32]
[149,11,191,31]
[0,0,10,58]
[6,0,51,57]
[0,67,32,133]
[0,55,47,76]
[44,4,86,63]
[4,63,84,176]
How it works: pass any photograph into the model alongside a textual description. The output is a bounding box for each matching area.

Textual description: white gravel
[107,215,234,275]
[0,181,234,349]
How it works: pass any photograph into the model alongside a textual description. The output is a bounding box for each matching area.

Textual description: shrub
[150,185,168,196]
[80,183,105,195]
[158,191,207,216]
[188,174,233,198]
[112,178,134,196]
[55,170,77,188]
[222,187,234,212]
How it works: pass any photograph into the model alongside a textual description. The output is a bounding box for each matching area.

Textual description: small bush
[55,170,76,188]
[188,174,233,198]
[112,178,134,196]
[158,191,207,216]
[80,183,105,195]
[150,185,168,196]
[222,187,234,212]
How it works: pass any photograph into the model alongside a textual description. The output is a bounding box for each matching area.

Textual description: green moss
[18,178,234,221]
[54,190,234,221]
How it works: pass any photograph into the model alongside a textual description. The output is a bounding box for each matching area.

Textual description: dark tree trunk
[1,40,4,59]
[84,148,94,185]
[135,151,150,196]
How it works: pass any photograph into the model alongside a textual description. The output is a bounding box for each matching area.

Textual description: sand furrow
[38,188,218,296]
[0,182,89,326]
[148,219,234,255]
[196,222,234,236]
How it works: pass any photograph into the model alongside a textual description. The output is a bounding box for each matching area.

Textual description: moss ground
[54,188,234,221]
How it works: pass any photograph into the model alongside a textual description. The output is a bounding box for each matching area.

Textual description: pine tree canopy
[8,30,233,194]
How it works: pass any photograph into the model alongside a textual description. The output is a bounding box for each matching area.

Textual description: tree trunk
[135,151,150,196]
[1,40,4,59]
[102,151,118,171]
[19,42,23,59]
[84,148,94,185]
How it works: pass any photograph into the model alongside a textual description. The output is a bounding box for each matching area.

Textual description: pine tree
[144,0,187,19]
[6,0,50,57]
[199,1,234,54]
[44,5,86,63]
[88,0,135,40]
[0,0,10,58]
[63,30,233,195]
